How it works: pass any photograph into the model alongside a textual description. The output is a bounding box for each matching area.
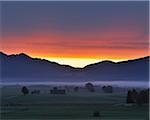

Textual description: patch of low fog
[0,79,149,88]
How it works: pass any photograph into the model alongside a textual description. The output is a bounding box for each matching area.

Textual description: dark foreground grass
[0,86,149,120]
[1,104,149,120]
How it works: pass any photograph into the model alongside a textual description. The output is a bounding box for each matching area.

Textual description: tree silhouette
[102,85,113,93]
[74,86,79,92]
[21,86,29,95]
[126,89,149,105]
[85,83,95,92]
[131,89,138,103]
[126,90,134,103]
[136,89,149,105]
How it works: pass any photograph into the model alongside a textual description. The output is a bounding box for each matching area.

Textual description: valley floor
[0,85,149,120]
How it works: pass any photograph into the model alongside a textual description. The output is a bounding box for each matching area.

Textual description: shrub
[21,86,29,95]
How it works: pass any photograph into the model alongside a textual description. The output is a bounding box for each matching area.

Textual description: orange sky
[1,30,149,67]
[1,1,149,67]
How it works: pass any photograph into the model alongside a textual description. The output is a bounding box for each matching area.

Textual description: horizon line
[0,51,149,68]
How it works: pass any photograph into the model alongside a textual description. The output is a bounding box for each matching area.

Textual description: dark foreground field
[0,85,149,120]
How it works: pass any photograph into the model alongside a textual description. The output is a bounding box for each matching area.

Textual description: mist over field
[0,80,149,88]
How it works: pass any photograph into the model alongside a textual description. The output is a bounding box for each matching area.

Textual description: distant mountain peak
[0,52,31,58]
[18,53,28,56]
[17,53,30,58]
[0,51,7,56]
[84,60,115,68]
[100,60,115,64]
[8,53,31,59]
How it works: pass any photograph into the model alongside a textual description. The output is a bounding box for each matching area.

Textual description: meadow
[0,85,149,120]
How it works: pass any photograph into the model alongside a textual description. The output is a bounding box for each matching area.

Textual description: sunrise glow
[0,1,149,67]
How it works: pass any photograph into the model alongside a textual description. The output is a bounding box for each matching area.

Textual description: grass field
[0,85,149,120]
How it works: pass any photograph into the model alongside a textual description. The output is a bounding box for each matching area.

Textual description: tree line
[126,89,149,105]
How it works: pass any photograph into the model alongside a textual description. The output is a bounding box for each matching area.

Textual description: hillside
[0,52,149,82]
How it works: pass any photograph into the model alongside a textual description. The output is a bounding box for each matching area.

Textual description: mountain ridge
[0,52,149,82]
[0,52,149,68]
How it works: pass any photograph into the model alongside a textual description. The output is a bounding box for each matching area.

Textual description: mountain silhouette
[0,52,149,82]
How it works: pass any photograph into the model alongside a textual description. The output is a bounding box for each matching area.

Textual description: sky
[0,1,149,67]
